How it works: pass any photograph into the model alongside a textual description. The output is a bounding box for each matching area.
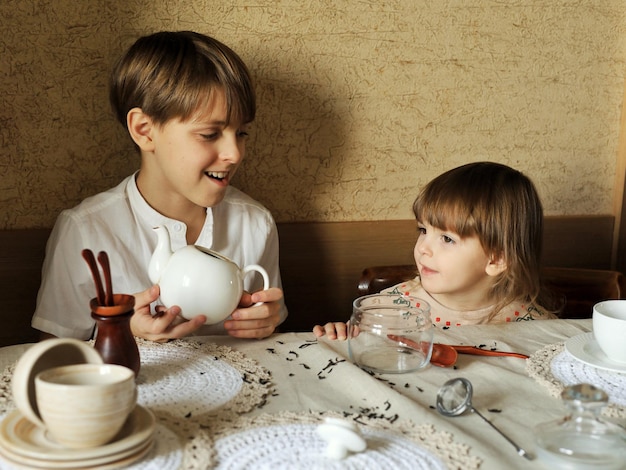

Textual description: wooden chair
[357,265,626,319]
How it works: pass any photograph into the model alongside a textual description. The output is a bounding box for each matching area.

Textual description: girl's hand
[313,322,349,340]
[223,287,284,339]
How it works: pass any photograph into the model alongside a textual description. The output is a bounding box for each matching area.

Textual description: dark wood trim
[541,215,614,269]
[615,79,626,273]
[0,229,50,346]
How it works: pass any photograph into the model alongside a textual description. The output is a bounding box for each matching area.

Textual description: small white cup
[593,300,626,364]
[34,363,136,448]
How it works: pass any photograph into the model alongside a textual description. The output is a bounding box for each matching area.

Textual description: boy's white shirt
[32,172,287,339]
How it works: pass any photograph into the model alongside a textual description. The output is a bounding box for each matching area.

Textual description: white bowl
[11,338,102,426]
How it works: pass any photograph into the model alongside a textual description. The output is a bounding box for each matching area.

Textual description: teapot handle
[242,265,270,307]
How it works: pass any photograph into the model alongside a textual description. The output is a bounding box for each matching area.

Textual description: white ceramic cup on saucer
[34,363,136,449]
[593,300,626,364]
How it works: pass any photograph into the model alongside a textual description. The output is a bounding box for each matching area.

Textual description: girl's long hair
[413,162,544,318]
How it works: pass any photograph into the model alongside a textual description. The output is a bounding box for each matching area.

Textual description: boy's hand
[223,287,283,339]
[312,322,349,340]
[131,285,206,342]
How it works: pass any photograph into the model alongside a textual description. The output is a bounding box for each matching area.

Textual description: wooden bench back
[277,215,614,330]
[0,214,615,344]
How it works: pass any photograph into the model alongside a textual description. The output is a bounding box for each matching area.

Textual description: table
[0,318,623,469]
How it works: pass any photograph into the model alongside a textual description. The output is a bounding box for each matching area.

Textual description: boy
[32,31,287,342]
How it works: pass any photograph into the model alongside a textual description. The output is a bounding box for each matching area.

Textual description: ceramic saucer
[565,333,626,373]
[0,435,153,469]
[0,405,155,466]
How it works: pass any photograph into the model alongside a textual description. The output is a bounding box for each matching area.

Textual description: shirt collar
[126,172,214,250]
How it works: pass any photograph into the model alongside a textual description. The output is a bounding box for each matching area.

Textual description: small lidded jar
[534,383,626,469]
[348,294,432,374]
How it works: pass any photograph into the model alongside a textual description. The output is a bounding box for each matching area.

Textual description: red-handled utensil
[388,334,457,367]
[447,345,529,359]
[388,334,528,368]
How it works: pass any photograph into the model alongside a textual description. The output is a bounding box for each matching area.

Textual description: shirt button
[173,223,183,232]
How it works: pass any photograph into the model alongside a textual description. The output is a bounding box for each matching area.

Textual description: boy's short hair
[109,31,255,128]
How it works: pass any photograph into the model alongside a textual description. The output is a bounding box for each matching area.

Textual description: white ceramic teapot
[148,226,270,325]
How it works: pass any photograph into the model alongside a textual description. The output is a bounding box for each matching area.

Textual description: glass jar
[534,383,626,469]
[348,294,432,374]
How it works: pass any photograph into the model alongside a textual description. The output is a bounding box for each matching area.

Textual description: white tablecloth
[1,319,623,469]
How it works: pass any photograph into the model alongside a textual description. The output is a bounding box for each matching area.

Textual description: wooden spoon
[388,335,528,368]
[430,343,458,368]
[97,251,114,306]
[388,334,457,367]
[81,249,105,306]
[448,345,529,359]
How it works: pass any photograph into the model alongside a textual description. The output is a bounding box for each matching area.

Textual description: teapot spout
[148,226,173,284]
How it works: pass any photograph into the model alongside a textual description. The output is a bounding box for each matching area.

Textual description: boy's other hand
[224,287,283,339]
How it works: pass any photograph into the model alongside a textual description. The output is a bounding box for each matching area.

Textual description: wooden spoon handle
[387,335,528,361]
[97,251,114,306]
[450,345,529,359]
[387,335,457,367]
[82,249,105,305]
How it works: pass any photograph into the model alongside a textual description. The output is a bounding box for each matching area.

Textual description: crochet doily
[206,411,482,470]
[526,342,626,419]
[134,338,273,419]
[131,424,182,470]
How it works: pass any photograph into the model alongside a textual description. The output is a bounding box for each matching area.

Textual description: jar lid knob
[561,383,608,406]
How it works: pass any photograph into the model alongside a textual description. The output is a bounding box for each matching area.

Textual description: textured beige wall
[1,1,625,228]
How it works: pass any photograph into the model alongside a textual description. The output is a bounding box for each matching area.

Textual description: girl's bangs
[415,194,478,238]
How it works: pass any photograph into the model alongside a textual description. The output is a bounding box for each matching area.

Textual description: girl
[314,161,556,340]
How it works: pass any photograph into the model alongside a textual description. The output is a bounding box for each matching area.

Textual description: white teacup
[34,364,136,448]
[593,300,626,364]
